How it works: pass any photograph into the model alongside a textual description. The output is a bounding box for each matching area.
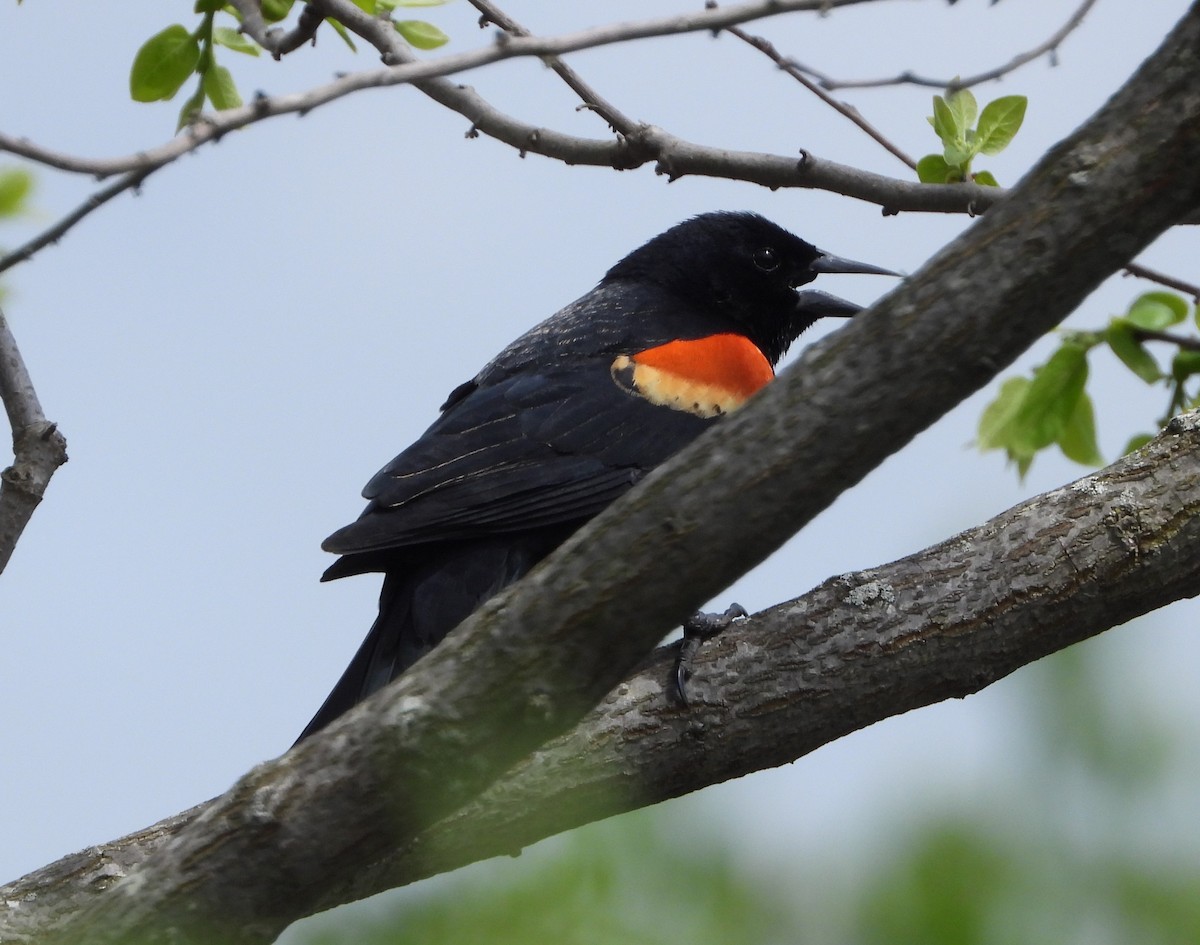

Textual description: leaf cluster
[979,291,1200,476]
[128,0,450,130]
[917,87,1027,187]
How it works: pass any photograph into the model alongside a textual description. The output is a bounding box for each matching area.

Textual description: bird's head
[604,211,898,364]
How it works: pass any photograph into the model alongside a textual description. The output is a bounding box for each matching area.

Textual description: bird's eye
[753,247,780,272]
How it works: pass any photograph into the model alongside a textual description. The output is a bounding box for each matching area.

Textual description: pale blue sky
[2,0,1197,934]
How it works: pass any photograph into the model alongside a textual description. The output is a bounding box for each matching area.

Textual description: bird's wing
[322,359,710,562]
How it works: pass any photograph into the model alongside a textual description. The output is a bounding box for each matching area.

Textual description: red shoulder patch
[611,333,774,418]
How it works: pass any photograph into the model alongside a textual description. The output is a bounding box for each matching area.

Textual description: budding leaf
[916,154,952,183]
[1057,390,1103,466]
[975,95,1027,155]
[1009,342,1089,454]
[1106,319,1162,383]
[130,25,201,102]
[946,87,978,132]
[203,64,242,111]
[1126,291,1188,330]
[395,19,449,49]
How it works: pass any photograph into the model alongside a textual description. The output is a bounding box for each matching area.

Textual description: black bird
[298,211,894,742]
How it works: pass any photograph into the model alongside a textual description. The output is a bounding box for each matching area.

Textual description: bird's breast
[610,333,774,419]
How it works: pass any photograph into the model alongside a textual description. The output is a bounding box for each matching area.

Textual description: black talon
[673,603,749,705]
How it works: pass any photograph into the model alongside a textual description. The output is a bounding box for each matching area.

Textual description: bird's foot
[673,603,749,706]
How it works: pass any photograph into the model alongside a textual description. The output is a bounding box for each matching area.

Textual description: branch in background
[1123,261,1200,303]
[803,0,1101,90]
[728,24,917,169]
[227,0,324,59]
[0,169,151,277]
[4,410,1199,940]
[0,305,68,575]
[1130,328,1200,353]
[466,0,638,135]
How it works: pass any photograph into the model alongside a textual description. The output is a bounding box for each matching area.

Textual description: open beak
[793,288,865,320]
[809,250,902,278]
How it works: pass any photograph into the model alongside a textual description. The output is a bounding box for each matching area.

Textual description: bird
[297,211,895,742]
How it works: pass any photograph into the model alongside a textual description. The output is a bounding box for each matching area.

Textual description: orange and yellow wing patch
[611,334,774,418]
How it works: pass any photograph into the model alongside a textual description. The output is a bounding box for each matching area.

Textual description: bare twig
[807,0,1101,91]
[0,305,68,575]
[228,0,325,59]
[1130,328,1200,352]
[467,0,637,135]
[0,170,151,277]
[1123,261,1200,303]
[727,24,917,170]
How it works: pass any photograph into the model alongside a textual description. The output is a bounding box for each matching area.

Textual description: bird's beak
[793,288,865,319]
[809,250,902,278]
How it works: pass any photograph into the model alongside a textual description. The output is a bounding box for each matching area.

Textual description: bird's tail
[295,530,574,744]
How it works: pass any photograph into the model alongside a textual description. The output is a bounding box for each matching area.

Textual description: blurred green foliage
[291,639,1199,945]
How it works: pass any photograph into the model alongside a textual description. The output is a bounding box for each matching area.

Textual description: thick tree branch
[5,410,1199,939]
[11,7,1199,944]
[808,0,1102,91]
[0,305,67,575]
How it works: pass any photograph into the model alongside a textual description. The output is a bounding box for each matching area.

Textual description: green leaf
[0,168,34,217]
[130,25,201,102]
[260,0,295,22]
[975,95,1027,155]
[203,64,242,110]
[395,19,449,49]
[327,18,358,52]
[193,0,226,12]
[971,169,999,187]
[943,140,972,168]
[1009,342,1089,453]
[1171,349,1200,382]
[176,81,206,131]
[213,26,260,56]
[1126,291,1188,330]
[930,95,959,148]
[916,154,951,184]
[977,376,1030,452]
[1057,391,1103,466]
[1122,432,1154,455]
[1106,319,1162,383]
[945,87,978,133]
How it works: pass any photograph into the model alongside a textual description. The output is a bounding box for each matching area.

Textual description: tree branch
[1123,261,1200,303]
[5,409,1199,939]
[228,0,325,59]
[0,304,68,575]
[808,0,1102,91]
[727,24,917,169]
[9,6,1199,943]
[0,0,992,275]
[466,0,638,135]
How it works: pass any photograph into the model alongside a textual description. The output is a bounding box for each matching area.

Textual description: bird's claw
[673,603,749,706]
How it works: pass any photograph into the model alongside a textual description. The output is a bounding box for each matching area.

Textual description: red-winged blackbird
[298,211,894,742]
